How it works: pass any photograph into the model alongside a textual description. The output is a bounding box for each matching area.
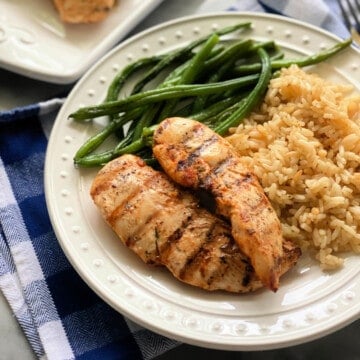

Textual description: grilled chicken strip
[90,154,300,293]
[153,117,285,292]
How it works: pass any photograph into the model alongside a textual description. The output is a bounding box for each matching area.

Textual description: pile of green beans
[69,23,352,168]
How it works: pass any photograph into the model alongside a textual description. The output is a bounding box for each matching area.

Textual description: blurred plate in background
[0,0,164,83]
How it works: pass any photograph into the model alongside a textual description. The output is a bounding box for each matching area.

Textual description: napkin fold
[0,1,352,359]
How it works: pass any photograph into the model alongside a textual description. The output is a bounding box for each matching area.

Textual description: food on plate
[90,154,301,292]
[53,0,115,23]
[69,22,357,282]
[152,117,284,292]
[69,30,351,166]
[227,65,360,270]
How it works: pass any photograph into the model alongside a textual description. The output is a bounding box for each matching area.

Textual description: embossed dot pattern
[164,311,175,320]
[80,243,89,251]
[211,322,223,332]
[61,189,69,197]
[93,259,103,268]
[283,319,293,328]
[193,26,200,35]
[143,300,154,310]
[175,30,183,39]
[326,303,337,313]
[284,29,292,38]
[306,312,316,322]
[124,288,134,298]
[266,25,274,34]
[158,36,166,45]
[302,35,310,44]
[108,275,118,283]
[186,318,199,328]
[72,226,80,234]
[65,207,73,216]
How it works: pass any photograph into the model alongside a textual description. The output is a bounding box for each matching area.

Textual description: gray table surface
[0,1,359,359]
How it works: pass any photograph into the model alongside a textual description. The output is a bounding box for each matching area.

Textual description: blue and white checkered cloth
[0,1,352,359]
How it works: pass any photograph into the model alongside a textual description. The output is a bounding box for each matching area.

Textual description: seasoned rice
[227,65,360,270]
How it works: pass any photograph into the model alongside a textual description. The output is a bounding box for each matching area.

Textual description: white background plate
[0,0,163,84]
[45,13,360,350]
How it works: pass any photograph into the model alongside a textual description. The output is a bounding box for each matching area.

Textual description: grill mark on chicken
[177,135,218,171]
[153,117,286,292]
[212,156,234,176]
[241,261,254,287]
[177,221,255,289]
[107,175,161,243]
[91,154,300,293]
[157,214,194,255]
[160,213,221,283]
[176,218,218,280]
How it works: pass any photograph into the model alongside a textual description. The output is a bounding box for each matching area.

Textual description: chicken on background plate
[53,0,116,23]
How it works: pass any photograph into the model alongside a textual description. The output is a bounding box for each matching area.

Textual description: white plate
[0,0,163,84]
[45,12,360,350]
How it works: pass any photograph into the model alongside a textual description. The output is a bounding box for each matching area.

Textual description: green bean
[160,45,226,87]
[201,39,253,73]
[126,37,221,142]
[105,55,164,102]
[72,27,352,168]
[269,49,285,61]
[69,74,259,120]
[234,38,352,74]
[181,34,220,84]
[189,39,255,113]
[191,92,249,122]
[75,151,113,167]
[157,33,220,122]
[200,43,274,105]
[81,92,249,167]
[204,98,247,127]
[74,121,118,161]
[74,128,135,167]
[191,58,239,113]
[214,47,272,135]
[75,126,154,167]
[131,35,220,138]
[73,108,142,160]
[143,157,158,166]
[235,40,276,63]
[132,103,161,140]
[104,55,164,138]
[131,22,251,93]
